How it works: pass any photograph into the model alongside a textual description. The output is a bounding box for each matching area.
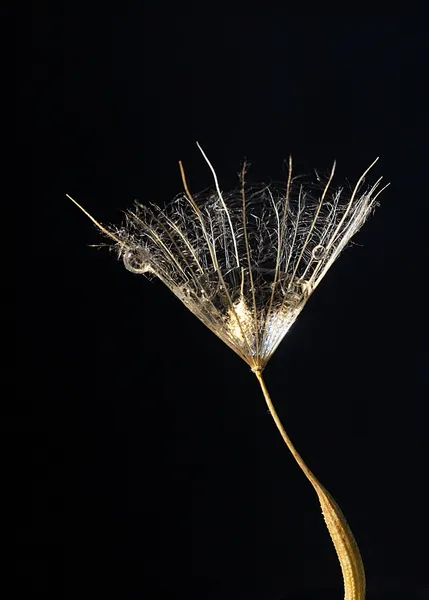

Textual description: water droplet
[123,249,150,274]
[312,244,325,261]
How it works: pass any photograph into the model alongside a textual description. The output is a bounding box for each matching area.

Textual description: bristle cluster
[103,149,387,370]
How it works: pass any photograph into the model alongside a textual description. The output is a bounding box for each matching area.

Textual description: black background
[21,8,428,600]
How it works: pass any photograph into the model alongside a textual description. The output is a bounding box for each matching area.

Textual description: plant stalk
[254,369,365,600]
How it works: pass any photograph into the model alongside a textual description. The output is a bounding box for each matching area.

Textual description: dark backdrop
[21,9,428,600]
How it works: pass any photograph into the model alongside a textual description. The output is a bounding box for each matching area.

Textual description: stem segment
[254,369,365,600]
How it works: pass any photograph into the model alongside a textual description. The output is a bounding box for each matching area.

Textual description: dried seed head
[67,146,388,371]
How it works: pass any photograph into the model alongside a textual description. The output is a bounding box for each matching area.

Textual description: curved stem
[254,369,366,600]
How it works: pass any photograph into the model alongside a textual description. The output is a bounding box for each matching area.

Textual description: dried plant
[67,143,388,599]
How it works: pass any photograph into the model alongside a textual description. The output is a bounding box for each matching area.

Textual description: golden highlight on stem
[253,369,366,600]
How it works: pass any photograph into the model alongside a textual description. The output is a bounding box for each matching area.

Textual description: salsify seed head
[68,144,388,372]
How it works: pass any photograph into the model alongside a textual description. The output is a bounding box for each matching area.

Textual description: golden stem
[253,369,366,600]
